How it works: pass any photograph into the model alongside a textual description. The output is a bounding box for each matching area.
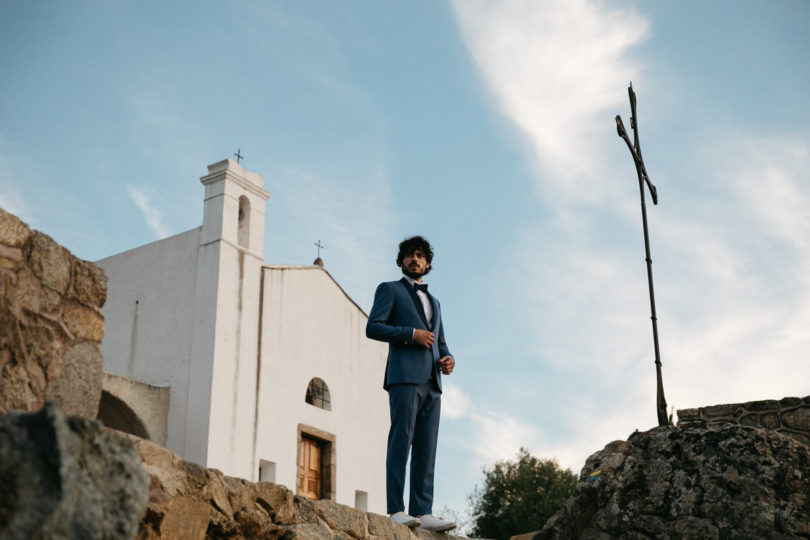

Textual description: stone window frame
[297,424,336,502]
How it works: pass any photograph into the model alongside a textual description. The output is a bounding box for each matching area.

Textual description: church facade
[96,159,389,513]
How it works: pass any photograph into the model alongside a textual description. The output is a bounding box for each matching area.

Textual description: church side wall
[257,267,389,514]
[96,228,200,456]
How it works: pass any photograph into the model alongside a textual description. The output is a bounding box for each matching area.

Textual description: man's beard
[402,267,425,280]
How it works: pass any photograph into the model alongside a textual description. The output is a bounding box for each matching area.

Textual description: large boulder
[537,423,810,539]
[0,402,149,539]
[0,207,107,418]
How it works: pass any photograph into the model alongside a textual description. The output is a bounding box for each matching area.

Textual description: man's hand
[439,356,455,375]
[413,329,435,348]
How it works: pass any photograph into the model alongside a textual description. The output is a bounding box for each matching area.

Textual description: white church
[95,158,390,513]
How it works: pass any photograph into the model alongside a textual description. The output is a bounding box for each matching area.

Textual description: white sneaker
[417,514,457,532]
[390,511,421,528]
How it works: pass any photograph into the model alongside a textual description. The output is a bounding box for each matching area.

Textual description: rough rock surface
[130,435,473,539]
[536,423,810,539]
[0,207,107,418]
[678,395,810,447]
[0,402,149,539]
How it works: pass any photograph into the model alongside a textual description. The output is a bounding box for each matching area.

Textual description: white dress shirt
[404,275,433,325]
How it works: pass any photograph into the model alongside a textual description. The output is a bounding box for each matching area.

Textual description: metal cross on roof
[615,83,669,427]
[234,148,244,163]
[314,240,325,258]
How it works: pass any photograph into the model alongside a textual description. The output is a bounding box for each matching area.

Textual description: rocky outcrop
[0,402,149,540]
[678,396,810,447]
[536,423,810,539]
[131,435,470,539]
[0,207,107,418]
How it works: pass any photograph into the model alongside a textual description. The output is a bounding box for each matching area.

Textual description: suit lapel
[400,277,430,328]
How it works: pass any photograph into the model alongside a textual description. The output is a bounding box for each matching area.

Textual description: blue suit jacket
[366,277,452,392]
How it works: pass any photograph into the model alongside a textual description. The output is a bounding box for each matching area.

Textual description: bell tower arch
[199,158,269,258]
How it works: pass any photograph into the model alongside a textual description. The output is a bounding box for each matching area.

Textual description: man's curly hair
[396,235,434,275]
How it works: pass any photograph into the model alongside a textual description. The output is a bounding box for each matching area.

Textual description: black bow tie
[414,283,428,293]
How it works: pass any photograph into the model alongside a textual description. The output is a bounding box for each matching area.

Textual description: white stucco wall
[256,266,390,514]
[203,245,264,478]
[194,158,268,476]
[97,228,200,456]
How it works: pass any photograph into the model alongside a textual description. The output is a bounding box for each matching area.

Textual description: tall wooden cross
[615,83,669,427]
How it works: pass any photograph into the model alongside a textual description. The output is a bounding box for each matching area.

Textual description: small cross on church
[313,240,325,267]
[234,148,244,163]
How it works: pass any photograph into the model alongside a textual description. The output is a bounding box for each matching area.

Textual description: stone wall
[0,207,106,418]
[677,395,810,446]
[131,434,471,539]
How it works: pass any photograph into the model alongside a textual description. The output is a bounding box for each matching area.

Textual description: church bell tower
[185,158,270,475]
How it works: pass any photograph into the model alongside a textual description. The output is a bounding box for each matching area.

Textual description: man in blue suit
[366,236,456,532]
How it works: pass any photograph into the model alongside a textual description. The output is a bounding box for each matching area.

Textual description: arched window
[305,378,331,410]
[97,390,150,440]
[237,195,250,248]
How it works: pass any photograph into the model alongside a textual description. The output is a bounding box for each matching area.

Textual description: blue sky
[3,0,810,523]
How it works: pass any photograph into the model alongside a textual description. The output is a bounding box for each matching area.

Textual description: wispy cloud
[659,135,810,407]
[509,134,810,456]
[452,0,649,204]
[493,133,810,472]
[126,184,171,239]
[442,382,472,420]
[452,0,810,475]
[448,0,661,474]
[443,382,545,464]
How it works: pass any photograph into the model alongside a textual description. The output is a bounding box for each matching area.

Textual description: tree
[467,447,577,540]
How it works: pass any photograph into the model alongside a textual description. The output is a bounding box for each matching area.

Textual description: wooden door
[298,436,322,500]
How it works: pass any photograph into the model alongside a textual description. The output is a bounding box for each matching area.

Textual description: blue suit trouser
[386,381,441,516]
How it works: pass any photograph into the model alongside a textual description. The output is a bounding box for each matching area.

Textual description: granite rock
[537,423,810,539]
[0,403,149,540]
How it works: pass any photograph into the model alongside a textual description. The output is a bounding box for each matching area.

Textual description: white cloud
[445,378,660,476]
[735,139,810,253]
[658,135,810,407]
[443,383,544,463]
[126,184,171,239]
[501,133,810,467]
[452,0,649,204]
[447,0,664,477]
[442,382,472,420]
[451,0,810,478]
